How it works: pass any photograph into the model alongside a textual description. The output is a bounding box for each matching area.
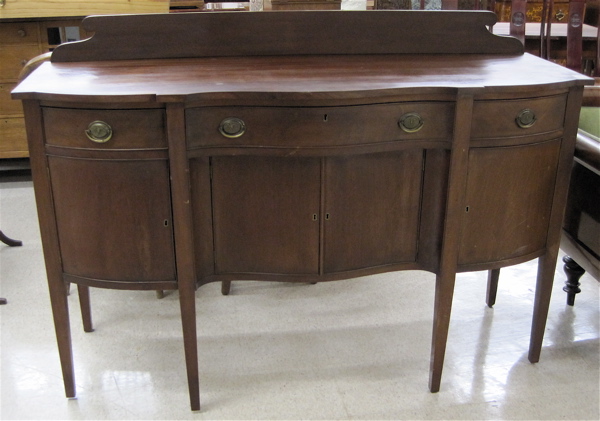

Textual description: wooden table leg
[528,253,559,363]
[0,230,22,304]
[562,256,584,306]
[429,272,457,393]
[48,276,76,398]
[180,282,200,411]
[486,268,501,308]
[77,285,94,332]
[0,230,23,247]
[221,281,231,295]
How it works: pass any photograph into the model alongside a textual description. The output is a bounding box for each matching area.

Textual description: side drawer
[186,102,454,149]
[1,83,23,117]
[0,22,41,45]
[0,44,43,81]
[0,117,29,158]
[471,94,567,139]
[42,107,167,150]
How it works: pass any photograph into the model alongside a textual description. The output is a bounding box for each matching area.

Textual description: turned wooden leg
[0,231,22,303]
[77,285,94,332]
[562,256,584,306]
[221,281,231,296]
[0,230,23,247]
[486,268,500,308]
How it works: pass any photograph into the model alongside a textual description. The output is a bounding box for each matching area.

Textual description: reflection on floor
[1,164,598,420]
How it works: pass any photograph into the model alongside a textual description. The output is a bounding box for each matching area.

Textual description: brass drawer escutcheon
[398,113,424,133]
[85,121,113,143]
[515,109,537,129]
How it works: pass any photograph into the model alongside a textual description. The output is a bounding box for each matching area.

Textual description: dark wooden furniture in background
[0,230,23,305]
[271,0,340,9]
[561,129,600,304]
[495,0,573,22]
[12,11,592,411]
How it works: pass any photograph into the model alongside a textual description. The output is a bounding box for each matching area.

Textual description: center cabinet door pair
[208,151,424,276]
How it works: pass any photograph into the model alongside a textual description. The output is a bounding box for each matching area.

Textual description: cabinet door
[323,151,423,273]
[458,139,561,266]
[48,157,176,283]
[211,156,321,275]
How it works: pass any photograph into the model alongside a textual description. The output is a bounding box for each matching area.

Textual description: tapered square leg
[429,272,456,393]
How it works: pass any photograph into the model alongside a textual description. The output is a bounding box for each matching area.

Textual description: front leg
[429,272,457,393]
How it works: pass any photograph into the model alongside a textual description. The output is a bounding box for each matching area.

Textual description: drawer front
[0,117,29,158]
[1,83,23,117]
[0,22,40,44]
[0,44,43,81]
[186,102,454,149]
[43,108,167,150]
[471,95,567,139]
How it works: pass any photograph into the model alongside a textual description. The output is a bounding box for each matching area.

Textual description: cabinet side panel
[48,157,176,283]
[458,139,561,265]
[323,150,423,273]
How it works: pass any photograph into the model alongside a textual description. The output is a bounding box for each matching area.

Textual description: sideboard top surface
[12,53,593,103]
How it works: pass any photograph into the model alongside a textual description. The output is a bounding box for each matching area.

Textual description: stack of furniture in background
[0,0,170,160]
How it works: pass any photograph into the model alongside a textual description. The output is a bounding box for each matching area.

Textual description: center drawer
[186,103,454,149]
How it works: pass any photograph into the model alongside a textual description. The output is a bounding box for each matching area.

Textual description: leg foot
[221,281,231,296]
[0,230,23,247]
[77,285,94,332]
[429,272,456,393]
[486,268,500,308]
[528,253,558,363]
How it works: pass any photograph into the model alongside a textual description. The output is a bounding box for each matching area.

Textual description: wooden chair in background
[487,0,600,307]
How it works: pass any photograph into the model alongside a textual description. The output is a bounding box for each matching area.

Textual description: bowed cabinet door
[211,155,321,276]
[322,150,424,273]
[458,139,561,267]
[48,157,176,285]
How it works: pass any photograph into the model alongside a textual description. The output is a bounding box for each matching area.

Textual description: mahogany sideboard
[11,10,593,411]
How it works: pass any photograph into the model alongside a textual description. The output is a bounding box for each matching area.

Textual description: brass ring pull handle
[398,113,424,133]
[219,117,246,138]
[85,121,113,143]
[515,109,537,129]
